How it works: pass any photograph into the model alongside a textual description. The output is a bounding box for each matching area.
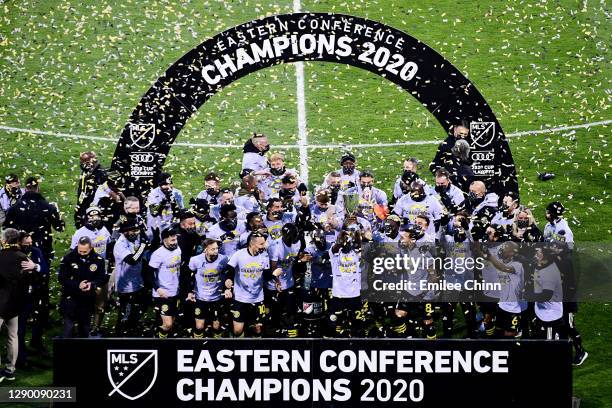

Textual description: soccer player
[148,227,182,338]
[196,172,222,205]
[321,171,342,204]
[113,218,148,336]
[189,198,216,238]
[492,192,520,229]
[532,247,565,340]
[111,196,148,241]
[266,224,304,337]
[431,168,465,215]
[543,202,586,365]
[241,132,270,173]
[146,173,184,240]
[309,189,340,243]
[187,239,228,338]
[337,153,360,191]
[258,152,300,200]
[328,225,365,337]
[481,242,525,338]
[393,182,442,235]
[263,198,297,241]
[373,214,401,243]
[224,232,282,337]
[335,170,388,224]
[207,204,247,257]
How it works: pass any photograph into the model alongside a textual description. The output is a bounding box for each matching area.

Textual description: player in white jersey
[328,225,365,337]
[224,232,282,337]
[543,201,586,364]
[431,168,466,216]
[196,172,222,206]
[393,182,442,236]
[532,246,566,340]
[491,192,520,230]
[481,242,525,337]
[146,173,184,240]
[187,239,228,338]
[148,227,182,338]
[336,153,361,191]
[113,218,148,336]
[206,204,247,258]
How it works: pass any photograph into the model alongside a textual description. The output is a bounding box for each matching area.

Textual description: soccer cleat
[573,350,588,366]
[0,369,15,382]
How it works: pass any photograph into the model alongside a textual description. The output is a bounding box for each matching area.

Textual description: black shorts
[478,296,499,315]
[534,316,566,340]
[328,296,362,316]
[496,307,521,332]
[154,297,179,317]
[194,299,222,322]
[231,300,266,324]
[395,300,436,320]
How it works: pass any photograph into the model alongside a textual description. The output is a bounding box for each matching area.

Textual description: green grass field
[0,0,611,406]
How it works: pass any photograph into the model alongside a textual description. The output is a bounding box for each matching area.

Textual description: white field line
[0,120,610,150]
[293,0,309,184]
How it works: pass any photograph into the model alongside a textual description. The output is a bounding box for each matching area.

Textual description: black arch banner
[111,13,518,199]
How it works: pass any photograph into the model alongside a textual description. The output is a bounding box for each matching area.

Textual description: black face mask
[360,183,373,191]
[329,185,340,202]
[435,184,449,194]
[468,192,484,207]
[279,189,294,199]
[517,220,529,229]
[165,243,179,251]
[255,246,266,255]
[220,218,237,231]
[206,253,218,262]
[126,232,139,242]
[270,167,285,176]
[206,187,218,196]
[270,210,284,220]
[183,227,197,235]
[86,220,101,230]
[410,191,425,202]
[80,163,94,172]
[453,228,467,242]
[342,165,355,175]
[8,186,20,197]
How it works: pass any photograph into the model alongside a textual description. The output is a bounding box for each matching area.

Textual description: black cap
[191,198,210,214]
[340,153,356,165]
[119,218,140,233]
[178,209,195,221]
[25,177,39,188]
[160,225,179,239]
[239,168,253,179]
[5,174,18,184]
[547,201,565,218]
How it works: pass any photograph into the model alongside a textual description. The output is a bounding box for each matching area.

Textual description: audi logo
[130,153,155,163]
[471,152,494,161]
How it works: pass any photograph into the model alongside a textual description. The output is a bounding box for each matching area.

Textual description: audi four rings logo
[472,151,495,161]
[130,153,155,163]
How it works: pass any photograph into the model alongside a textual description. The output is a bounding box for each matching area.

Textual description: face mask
[255,246,266,255]
[279,189,294,199]
[80,163,93,172]
[206,187,217,196]
[206,253,218,262]
[270,167,285,176]
[165,243,178,251]
[453,229,466,242]
[468,192,484,206]
[9,187,20,197]
[271,210,283,220]
[342,165,354,175]
[126,232,139,242]
[435,184,449,194]
[410,191,425,202]
[183,227,197,235]
[360,183,373,190]
[220,218,237,231]
[86,220,101,230]
[20,245,32,254]
[517,220,529,229]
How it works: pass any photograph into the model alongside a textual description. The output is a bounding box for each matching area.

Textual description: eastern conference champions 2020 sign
[53,339,571,407]
[111,13,518,199]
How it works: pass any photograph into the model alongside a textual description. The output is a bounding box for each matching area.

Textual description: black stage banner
[54,339,571,407]
[110,13,518,200]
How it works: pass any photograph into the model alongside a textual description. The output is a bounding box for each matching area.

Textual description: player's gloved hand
[186,292,195,302]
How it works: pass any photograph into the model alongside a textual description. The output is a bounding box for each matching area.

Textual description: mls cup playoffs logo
[129,123,156,149]
[470,122,496,148]
[107,349,158,400]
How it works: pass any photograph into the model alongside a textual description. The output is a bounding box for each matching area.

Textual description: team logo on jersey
[194,307,201,316]
[470,121,496,148]
[90,264,98,272]
[232,310,241,319]
[107,349,158,401]
[129,123,156,149]
[161,304,169,313]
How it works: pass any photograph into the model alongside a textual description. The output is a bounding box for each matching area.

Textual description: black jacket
[0,247,29,320]
[58,249,106,306]
[4,191,65,260]
[75,164,107,227]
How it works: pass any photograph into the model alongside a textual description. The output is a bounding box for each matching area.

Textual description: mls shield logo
[470,121,496,148]
[107,349,158,400]
[129,123,156,149]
